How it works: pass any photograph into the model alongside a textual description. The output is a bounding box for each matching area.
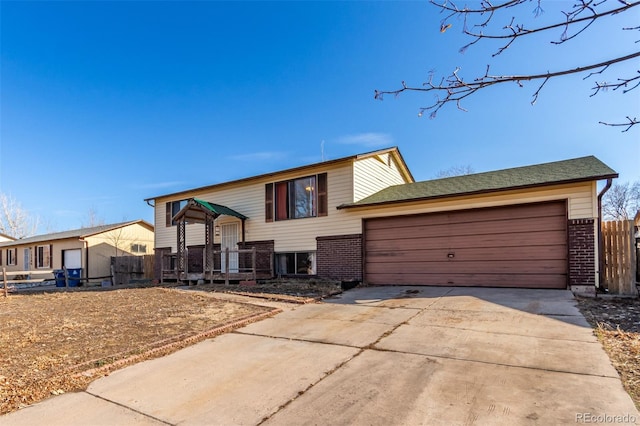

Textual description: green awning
[192,198,248,220]
[173,198,248,223]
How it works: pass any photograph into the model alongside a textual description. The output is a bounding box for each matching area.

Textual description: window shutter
[276,182,289,221]
[265,183,274,222]
[317,173,328,217]
[166,202,172,227]
[0,249,3,266]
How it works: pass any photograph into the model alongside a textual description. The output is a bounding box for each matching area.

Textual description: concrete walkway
[3,287,639,425]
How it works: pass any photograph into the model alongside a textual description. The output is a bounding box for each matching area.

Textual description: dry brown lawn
[577,297,640,410]
[0,288,275,414]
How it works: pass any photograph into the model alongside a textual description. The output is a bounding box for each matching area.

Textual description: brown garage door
[364,201,568,288]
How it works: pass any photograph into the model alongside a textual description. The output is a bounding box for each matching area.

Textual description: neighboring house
[145,147,617,290]
[0,232,15,243]
[0,221,154,281]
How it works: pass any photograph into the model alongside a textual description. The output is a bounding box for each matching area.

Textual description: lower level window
[275,252,316,275]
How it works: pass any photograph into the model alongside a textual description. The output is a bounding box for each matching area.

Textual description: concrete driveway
[3,287,639,425]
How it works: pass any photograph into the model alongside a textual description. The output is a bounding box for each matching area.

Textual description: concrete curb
[74,307,282,379]
[220,290,343,304]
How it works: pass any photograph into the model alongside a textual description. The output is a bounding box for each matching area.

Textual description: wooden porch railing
[161,247,273,284]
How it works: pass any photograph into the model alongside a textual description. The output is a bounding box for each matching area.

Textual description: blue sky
[1,1,638,234]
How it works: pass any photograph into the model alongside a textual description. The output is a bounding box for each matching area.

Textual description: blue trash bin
[53,270,65,287]
[67,268,82,287]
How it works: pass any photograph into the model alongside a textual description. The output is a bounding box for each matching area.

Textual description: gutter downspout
[597,178,613,291]
[79,238,89,283]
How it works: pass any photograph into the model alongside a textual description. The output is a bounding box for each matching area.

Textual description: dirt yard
[0,287,276,415]
[577,296,640,409]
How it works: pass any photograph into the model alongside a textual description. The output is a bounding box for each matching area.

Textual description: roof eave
[337,174,618,210]
[145,154,360,202]
[144,146,411,202]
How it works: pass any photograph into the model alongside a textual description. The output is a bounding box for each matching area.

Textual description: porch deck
[160,247,274,284]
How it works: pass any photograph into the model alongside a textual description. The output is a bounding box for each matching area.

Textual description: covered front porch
[160,198,274,283]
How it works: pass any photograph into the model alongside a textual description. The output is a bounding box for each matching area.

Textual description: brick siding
[568,219,596,286]
[316,234,362,282]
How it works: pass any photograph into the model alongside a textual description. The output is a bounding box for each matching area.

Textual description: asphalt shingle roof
[0,221,150,247]
[339,155,617,209]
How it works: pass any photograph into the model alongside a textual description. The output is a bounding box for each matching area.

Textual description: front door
[23,248,30,271]
[221,223,239,273]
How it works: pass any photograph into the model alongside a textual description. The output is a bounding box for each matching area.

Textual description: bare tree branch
[0,193,39,239]
[376,0,640,129]
[439,0,639,56]
[375,51,640,120]
[599,116,640,132]
[602,181,640,219]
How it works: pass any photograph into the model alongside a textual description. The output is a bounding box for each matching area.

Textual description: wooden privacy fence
[111,255,155,285]
[601,220,637,295]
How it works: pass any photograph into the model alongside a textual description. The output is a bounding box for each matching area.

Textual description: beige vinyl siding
[155,162,359,252]
[353,154,409,202]
[85,223,155,279]
[347,182,597,221]
[154,164,597,255]
[0,239,84,273]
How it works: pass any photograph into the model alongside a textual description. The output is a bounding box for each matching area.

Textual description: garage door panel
[365,202,566,231]
[366,272,567,288]
[364,201,568,289]
[365,245,568,262]
[365,216,565,241]
[365,259,567,275]
[365,230,567,251]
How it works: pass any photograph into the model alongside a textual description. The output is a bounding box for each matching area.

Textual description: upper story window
[131,243,147,254]
[165,200,188,227]
[265,173,327,222]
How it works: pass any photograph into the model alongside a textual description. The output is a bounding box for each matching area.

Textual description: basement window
[275,252,316,275]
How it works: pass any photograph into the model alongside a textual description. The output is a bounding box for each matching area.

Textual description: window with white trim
[36,245,51,269]
[265,173,327,222]
[6,248,17,266]
[131,243,147,254]
[166,200,188,227]
[275,252,316,275]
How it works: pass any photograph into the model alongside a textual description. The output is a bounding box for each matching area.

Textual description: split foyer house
[145,147,617,290]
[0,221,154,281]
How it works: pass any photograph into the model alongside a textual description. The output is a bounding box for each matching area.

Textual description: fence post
[269,250,274,277]
[3,267,7,298]
[63,266,69,288]
[252,247,257,281]
[225,248,230,285]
